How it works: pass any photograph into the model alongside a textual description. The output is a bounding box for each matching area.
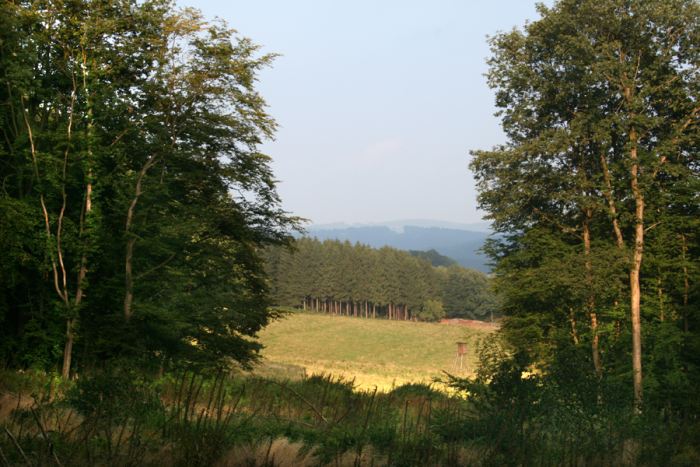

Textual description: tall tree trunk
[583,210,602,377]
[22,95,76,378]
[628,126,644,411]
[63,50,95,378]
[600,152,627,353]
[124,156,158,322]
[62,64,87,379]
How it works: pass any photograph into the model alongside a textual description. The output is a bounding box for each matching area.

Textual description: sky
[184,0,549,226]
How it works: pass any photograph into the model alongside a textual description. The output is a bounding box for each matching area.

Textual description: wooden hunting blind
[456,341,467,356]
[454,341,468,370]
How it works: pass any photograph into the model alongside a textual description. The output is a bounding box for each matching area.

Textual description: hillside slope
[305,225,491,271]
[256,312,495,390]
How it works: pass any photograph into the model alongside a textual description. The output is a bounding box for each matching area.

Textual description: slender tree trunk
[600,152,627,354]
[23,94,74,379]
[628,126,644,411]
[600,153,625,248]
[61,319,74,379]
[62,64,88,379]
[124,156,158,322]
[583,211,602,377]
[569,308,580,345]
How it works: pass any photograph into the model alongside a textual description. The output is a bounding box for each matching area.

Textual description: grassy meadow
[255,312,495,391]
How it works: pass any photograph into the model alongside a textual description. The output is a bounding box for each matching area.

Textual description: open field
[255,312,495,391]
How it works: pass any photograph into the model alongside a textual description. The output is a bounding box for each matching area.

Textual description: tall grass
[2,361,695,466]
[0,369,473,466]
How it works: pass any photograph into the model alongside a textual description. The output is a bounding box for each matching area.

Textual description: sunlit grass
[256,312,493,391]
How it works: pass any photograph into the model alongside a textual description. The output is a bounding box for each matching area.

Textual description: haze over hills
[303,220,492,272]
[311,219,492,233]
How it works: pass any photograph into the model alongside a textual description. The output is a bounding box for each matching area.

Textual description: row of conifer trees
[264,238,498,321]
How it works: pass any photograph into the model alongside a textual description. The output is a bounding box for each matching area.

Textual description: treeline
[265,238,498,321]
[0,0,295,376]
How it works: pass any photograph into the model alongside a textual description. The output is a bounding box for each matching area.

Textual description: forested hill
[265,238,499,321]
[408,249,457,267]
[305,225,491,272]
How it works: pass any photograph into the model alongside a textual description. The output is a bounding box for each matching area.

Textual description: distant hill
[409,249,457,267]
[312,219,492,233]
[304,224,492,272]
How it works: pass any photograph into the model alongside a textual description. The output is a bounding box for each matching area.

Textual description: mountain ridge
[303,223,492,272]
[309,219,492,233]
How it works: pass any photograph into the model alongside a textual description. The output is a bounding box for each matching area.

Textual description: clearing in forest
[255,312,495,391]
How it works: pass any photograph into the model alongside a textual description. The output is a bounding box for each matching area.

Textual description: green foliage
[265,238,497,321]
[0,0,297,374]
[409,249,457,267]
[417,299,445,322]
[471,0,700,394]
[465,0,700,462]
[67,369,163,424]
[446,334,700,466]
[440,265,500,321]
[389,382,445,400]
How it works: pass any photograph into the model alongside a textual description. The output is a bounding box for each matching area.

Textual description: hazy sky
[184,0,549,225]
